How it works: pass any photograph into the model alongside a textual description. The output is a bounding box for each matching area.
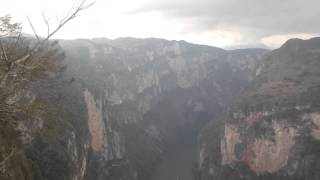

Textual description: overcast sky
[2,0,319,48]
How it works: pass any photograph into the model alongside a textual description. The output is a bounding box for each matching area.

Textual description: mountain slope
[3,37,265,180]
[199,37,320,180]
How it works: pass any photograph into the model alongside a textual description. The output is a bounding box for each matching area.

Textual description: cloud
[131,0,320,46]
[2,0,319,48]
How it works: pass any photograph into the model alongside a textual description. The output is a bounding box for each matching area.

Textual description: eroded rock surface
[84,89,106,152]
[5,37,266,180]
[199,37,320,180]
[58,38,265,180]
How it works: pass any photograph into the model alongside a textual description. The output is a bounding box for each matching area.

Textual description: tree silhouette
[0,0,94,178]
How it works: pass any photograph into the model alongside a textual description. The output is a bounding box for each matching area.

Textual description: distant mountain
[225,43,271,50]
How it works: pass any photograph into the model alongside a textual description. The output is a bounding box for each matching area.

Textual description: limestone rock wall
[7,38,265,180]
[199,37,320,180]
[84,89,106,152]
[58,38,266,180]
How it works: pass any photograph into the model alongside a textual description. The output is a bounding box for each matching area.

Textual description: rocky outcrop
[59,38,266,180]
[244,123,297,174]
[310,113,320,140]
[3,37,266,180]
[221,125,242,165]
[199,37,320,180]
[84,89,106,152]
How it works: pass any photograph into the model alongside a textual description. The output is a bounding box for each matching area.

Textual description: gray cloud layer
[132,0,320,43]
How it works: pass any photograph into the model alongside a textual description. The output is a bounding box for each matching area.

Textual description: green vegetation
[0,1,94,178]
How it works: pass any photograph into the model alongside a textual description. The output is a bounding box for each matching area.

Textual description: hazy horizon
[2,1,320,180]
[2,0,320,49]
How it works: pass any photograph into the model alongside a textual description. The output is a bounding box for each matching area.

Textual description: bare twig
[42,12,50,37]
[46,0,95,41]
[27,16,40,42]
[21,0,95,66]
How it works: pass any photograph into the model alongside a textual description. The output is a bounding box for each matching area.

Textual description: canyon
[2,37,320,180]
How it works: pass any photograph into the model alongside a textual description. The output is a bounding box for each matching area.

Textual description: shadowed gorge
[2,1,320,179]
[150,129,198,180]
[3,36,320,180]
[1,37,265,180]
[57,38,266,180]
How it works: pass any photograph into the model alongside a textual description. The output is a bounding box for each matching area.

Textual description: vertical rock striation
[84,89,106,153]
[4,37,266,180]
[199,37,320,180]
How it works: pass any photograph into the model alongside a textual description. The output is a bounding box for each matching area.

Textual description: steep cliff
[199,37,320,180]
[1,37,266,180]
[60,38,266,180]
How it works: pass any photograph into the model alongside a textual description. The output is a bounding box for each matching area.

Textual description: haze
[2,0,320,48]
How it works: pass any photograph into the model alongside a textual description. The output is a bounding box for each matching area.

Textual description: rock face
[199,37,320,180]
[83,89,105,153]
[10,37,266,180]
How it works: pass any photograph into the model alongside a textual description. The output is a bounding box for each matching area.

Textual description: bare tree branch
[20,0,95,67]
[42,13,50,37]
[46,0,95,41]
[27,16,40,42]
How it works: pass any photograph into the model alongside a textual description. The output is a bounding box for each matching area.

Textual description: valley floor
[151,134,198,180]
